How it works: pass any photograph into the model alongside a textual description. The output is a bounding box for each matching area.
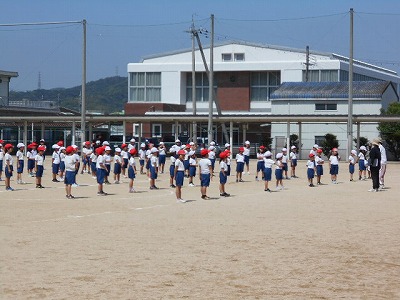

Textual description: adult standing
[369,139,381,192]
[378,139,387,189]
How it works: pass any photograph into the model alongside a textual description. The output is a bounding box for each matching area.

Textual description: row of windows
[302,69,382,82]
[130,72,161,102]
[222,53,245,62]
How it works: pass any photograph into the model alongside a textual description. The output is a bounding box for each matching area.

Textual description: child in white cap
[51,144,61,183]
[243,141,251,174]
[358,146,367,180]
[113,147,123,184]
[16,143,26,184]
[103,146,112,184]
[275,153,284,190]
[4,144,14,191]
[188,150,197,187]
[315,149,324,185]
[138,143,146,174]
[329,148,340,184]
[149,147,159,190]
[348,150,357,182]
[158,142,166,174]
[263,151,274,192]
[289,145,298,178]
[281,148,290,180]
[59,147,66,181]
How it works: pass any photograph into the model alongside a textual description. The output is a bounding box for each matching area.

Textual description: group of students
[0,137,389,200]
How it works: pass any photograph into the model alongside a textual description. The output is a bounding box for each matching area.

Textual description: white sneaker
[72,183,79,187]
[177,199,187,203]
[247,172,250,175]
[368,189,378,192]
[114,180,120,184]
[189,183,195,187]
[129,188,135,193]
[92,176,97,179]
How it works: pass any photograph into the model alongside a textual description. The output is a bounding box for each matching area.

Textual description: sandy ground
[0,158,399,299]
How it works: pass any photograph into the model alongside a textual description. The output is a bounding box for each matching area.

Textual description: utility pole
[81,19,87,147]
[38,72,42,90]
[305,46,310,82]
[347,8,354,155]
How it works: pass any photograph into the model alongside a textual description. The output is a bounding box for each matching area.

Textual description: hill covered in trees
[10,76,128,114]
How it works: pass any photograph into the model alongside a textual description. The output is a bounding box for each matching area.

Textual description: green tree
[378,102,400,160]
[321,133,339,157]
[290,134,299,149]
[353,136,369,149]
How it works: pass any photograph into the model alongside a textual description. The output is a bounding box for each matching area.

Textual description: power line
[217,12,348,22]
[90,18,209,28]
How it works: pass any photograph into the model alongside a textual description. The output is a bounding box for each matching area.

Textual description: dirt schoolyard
[1,159,399,299]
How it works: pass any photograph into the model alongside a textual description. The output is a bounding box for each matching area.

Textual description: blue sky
[1,0,399,91]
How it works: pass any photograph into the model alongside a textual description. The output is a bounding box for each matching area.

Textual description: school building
[125,41,400,156]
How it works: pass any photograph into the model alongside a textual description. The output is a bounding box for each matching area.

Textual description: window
[172,124,182,136]
[234,53,245,61]
[133,123,140,136]
[222,53,232,61]
[152,124,162,137]
[303,70,338,82]
[186,72,217,102]
[315,136,325,146]
[250,71,281,101]
[339,70,381,82]
[315,103,337,111]
[129,72,161,102]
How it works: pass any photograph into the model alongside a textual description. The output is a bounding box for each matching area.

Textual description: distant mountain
[10,76,128,114]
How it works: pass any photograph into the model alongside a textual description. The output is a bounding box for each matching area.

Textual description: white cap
[40,139,45,142]
[351,150,357,155]
[17,143,25,148]
[71,145,78,149]
[360,145,367,151]
[189,142,194,146]
[95,140,101,144]
[102,141,110,146]
[159,142,164,145]
[225,143,230,148]
[175,139,181,143]
[188,150,195,156]
[52,144,60,149]
[282,148,287,152]
[115,147,121,152]
[245,140,250,145]
[130,138,136,143]
[151,147,158,153]
[180,145,186,149]
[313,144,319,149]
[276,153,283,159]
[105,146,112,151]
[140,143,145,147]
[265,151,272,157]
[291,145,296,149]
[209,146,215,150]
[59,147,66,151]
[210,141,216,146]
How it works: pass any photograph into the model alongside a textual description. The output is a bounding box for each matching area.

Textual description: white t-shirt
[35,154,44,166]
[379,144,387,165]
[90,153,97,163]
[329,155,339,165]
[73,153,80,163]
[208,150,215,160]
[236,153,245,163]
[150,155,159,168]
[349,155,356,165]
[60,152,66,162]
[104,154,111,165]
[189,157,197,166]
[198,158,211,174]
[306,160,315,169]
[220,161,227,171]
[129,156,136,168]
[139,149,146,160]
[5,153,13,166]
[264,158,275,169]
[0,150,4,160]
[358,152,365,160]
[96,155,105,169]
[175,159,185,171]
[114,154,122,166]
[282,154,288,163]
[64,155,76,172]
[257,153,264,161]
[16,150,24,161]
[243,147,250,156]
[121,150,129,159]
[52,151,60,164]
[275,160,283,170]
[315,155,324,165]
[289,151,297,160]
[159,147,166,156]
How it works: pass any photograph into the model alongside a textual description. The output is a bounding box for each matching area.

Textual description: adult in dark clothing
[369,138,381,192]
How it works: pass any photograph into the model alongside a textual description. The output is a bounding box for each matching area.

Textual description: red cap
[37,146,46,151]
[57,141,64,146]
[332,148,338,152]
[185,144,190,149]
[0,139,3,144]
[66,146,74,154]
[4,143,13,150]
[309,153,315,158]
[317,149,323,153]
[129,148,137,155]
[178,149,186,155]
[31,142,38,146]
[200,149,209,157]
[219,151,227,159]
[239,147,244,152]
[85,141,91,146]
[96,147,104,155]
[121,143,127,148]
[259,145,266,149]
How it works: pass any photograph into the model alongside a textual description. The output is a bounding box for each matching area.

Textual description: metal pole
[191,18,197,144]
[72,121,76,145]
[88,122,93,142]
[229,121,233,159]
[81,19,87,146]
[207,14,214,145]
[122,120,126,143]
[347,8,354,155]
[356,122,360,151]
[23,121,28,154]
[286,122,290,149]
[298,122,302,160]
[31,123,34,142]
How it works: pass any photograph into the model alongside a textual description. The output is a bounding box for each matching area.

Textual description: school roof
[270,81,398,100]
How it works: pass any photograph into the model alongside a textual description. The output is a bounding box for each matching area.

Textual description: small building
[0,70,18,106]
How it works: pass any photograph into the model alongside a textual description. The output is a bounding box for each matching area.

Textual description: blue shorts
[28,159,35,171]
[96,168,106,184]
[317,165,323,176]
[184,159,190,170]
[90,162,96,173]
[219,171,227,184]
[263,168,272,181]
[257,160,264,172]
[330,165,339,175]
[123,158,129,168]
[200,173,211,187]
[227,165,231,176]
[105,164,111,176]
[128,166,136,179]
[349,164,355,174]
[17,160,24,173]
[189,166,196,177]
[159,154,166,165]
[82,156,88,165]
[210,159,215,170]
[150,166,158,179]
[307,168,315,179]
[236,162,244,173]
[60,161,65,172]
[64,170,76,185]
[282,163,288,172]
[0,160,2,172]
[114,163,121,174]
[175,170,184,187]
[275,169,283,180]
[358,160,366,171]
[139,159,145,167]
[36,165,44,177]
[291,159,297,167]
[169,164,175,177]
[52,163,60,174]
[5,165,13,178]
[244,155,250,166]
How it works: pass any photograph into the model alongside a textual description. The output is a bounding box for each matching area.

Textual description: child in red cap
[219,151,230,197]
[35,146,46,188]
[64,146,77,198]
[4,144,14,191]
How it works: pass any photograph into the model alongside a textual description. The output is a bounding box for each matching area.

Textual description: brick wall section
[217,71,250,111]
